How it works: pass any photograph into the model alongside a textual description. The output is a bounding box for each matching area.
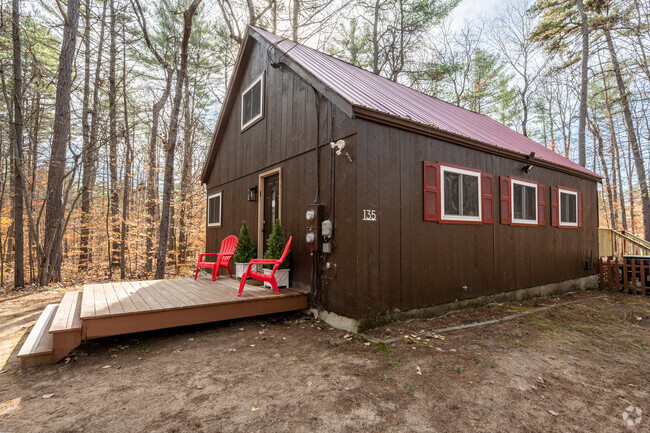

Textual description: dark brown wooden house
[201,26,601,331]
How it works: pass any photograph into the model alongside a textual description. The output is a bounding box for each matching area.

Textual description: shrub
[233,220,257,263]
[263,219,290,269]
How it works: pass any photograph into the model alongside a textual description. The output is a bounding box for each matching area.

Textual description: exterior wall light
[247,186,257,202]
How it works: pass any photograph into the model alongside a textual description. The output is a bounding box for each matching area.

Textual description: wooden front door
[262,173,280,252]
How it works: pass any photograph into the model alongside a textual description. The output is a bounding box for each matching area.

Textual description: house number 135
[362,209,377,221]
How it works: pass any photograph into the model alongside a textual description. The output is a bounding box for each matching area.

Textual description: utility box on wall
[305,204,323,252]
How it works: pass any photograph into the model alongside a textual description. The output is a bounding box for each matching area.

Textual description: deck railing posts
[599,256,650,296]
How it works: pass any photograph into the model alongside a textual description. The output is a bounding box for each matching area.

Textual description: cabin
[201,26,601,331]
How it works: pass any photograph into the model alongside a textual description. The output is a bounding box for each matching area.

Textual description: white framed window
[241,73,264,130]
[559,188,578,226]
[511,179,538,225]
[207,192,222,227]
[441,165,481,222]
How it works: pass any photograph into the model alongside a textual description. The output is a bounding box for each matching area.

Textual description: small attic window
[241,73,264,130]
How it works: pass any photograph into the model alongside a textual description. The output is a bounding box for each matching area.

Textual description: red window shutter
[537,184,546,226]
[550,186,559,227]
[577,191,583,227]
[423,161,440,221]
[500,177,511,225]
[481,173,494,224]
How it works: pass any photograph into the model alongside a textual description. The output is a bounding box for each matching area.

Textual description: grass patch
[475,358,494,368]
[382,374,392,381]
[374,342,389,354]
[454,364,466,373]
[387,357,402,369]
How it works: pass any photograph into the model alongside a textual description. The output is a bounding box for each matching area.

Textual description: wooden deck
[80,278,308,339]
[18,277,308,367]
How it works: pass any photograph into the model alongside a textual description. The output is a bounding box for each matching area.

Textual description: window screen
[208,193,221,227]
[513,182,537,222]
[241,75,263,128]
[560,191,577,224]
[443,169,479,218]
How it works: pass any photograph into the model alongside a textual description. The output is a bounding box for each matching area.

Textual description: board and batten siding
[343,118,598,319]
[205,37,356,294]
[205,35,598,321]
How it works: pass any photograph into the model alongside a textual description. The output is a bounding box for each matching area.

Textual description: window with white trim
[511,179,538,224]
[241,73,264,130]
[207,192,222,227]
[441,165,481,222]
[559,189,578,226]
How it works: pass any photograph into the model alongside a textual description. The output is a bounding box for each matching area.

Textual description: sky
[449,0,509,28]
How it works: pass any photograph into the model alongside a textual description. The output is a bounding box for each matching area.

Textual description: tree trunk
[120,20,132,280]
[588,115,615,228]
[154,0,203,279]
[79,2,108,267]
[177,75,193,272]
[11,0,25,288]
[292,0,300,42]
[372,0,380,74]
[108,0,120,274]
[576,0,588,167]
[145,67,174,274]
[40,0,81,286]
[604,28,650,239]
[79,0,96,270]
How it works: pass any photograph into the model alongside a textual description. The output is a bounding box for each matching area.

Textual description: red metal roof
[253,27,598,178]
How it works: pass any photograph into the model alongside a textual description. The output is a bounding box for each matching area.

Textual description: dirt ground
[0,288,648,433]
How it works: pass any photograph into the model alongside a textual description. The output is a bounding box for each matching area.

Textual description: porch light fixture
[523,164,533,174]
[247,186,258,202]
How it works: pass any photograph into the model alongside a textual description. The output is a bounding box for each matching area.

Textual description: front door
[262,174,280,252]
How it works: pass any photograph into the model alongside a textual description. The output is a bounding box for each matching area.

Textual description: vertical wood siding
[351,118,598,318]
[206,38,598,320]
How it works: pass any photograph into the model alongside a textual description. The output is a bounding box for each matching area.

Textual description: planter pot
[263,268,290,289]
[235,262,249,280]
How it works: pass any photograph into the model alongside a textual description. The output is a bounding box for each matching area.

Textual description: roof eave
[200,28,255,184]
[353,106,602,183]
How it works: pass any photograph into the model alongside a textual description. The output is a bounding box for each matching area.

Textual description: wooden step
[18,304,58,362]
[50,291,82,333]
[50,291,84,365]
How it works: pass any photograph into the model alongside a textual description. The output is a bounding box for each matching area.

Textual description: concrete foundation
[309,275,599,333]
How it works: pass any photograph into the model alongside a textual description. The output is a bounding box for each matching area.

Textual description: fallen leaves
[42,394,55,399]
[416,366,422,376]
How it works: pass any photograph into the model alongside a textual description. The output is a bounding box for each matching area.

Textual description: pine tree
[263,219,290,269]
[234,220,256,263]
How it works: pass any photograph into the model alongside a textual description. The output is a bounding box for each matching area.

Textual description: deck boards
[50,292,82,333]
[79,277,307,320]
[79,277,308,339]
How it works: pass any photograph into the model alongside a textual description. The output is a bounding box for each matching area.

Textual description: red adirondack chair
[194,235,238,281]
[238,236,292,296]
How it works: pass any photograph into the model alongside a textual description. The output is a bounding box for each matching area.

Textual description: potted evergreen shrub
[263,218,290,288]
[233,220,257,279]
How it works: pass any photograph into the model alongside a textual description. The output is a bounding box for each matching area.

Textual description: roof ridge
[251,25,499,121]
[249,25,599,179]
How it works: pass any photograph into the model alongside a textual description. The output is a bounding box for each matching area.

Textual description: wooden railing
[598,228,650,258]
[599,257,650,295]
